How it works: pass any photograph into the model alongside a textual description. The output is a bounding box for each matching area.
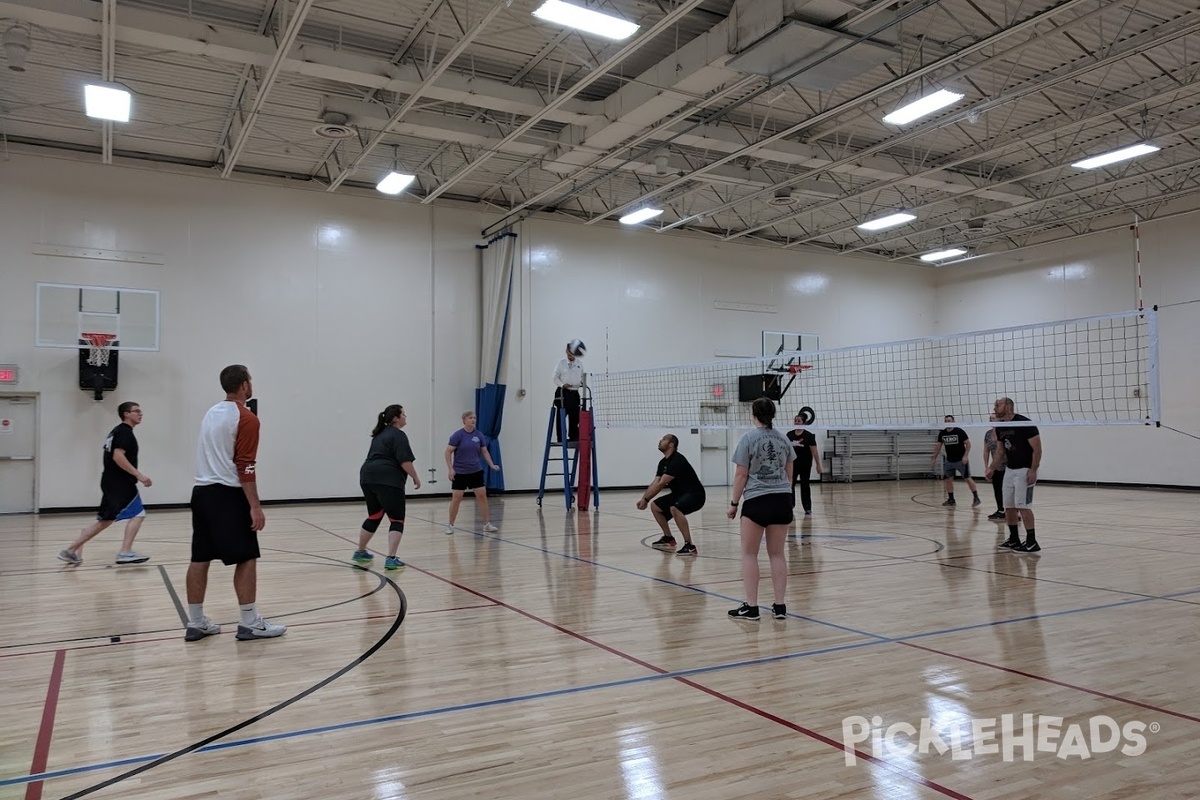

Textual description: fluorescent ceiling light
[532,0,639,40]
[857,211,916,231]
[1071,143,1160,170]
[920,247,968,262]
[619,207,663,225]
[84,83,131,122]
[882,89,964,125]
[376,171,416,195]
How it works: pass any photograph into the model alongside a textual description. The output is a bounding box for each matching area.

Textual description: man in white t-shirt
[552,340,585,443]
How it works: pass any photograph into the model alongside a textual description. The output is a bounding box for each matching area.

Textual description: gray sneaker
[236,617,287,640]
[184,617,221,642]
[116,551,150,564]
[57,549,82,565]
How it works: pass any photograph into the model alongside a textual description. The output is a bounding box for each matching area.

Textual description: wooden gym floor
[1,482,1198,800]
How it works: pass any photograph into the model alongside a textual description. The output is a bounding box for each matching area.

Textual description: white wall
[934,222,1200,485]
[1,152,942,507]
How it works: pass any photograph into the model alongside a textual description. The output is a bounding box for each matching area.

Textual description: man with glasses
[58,401,153,565]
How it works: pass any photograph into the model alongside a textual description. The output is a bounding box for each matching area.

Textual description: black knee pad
[388,520,405,534]
[362,517,382,533]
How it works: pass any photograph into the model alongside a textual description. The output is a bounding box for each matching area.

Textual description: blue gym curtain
[475,230,517,492]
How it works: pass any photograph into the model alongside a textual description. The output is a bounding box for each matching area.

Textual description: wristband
[730,500,739,506]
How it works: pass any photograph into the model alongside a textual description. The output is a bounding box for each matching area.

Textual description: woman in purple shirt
[444,411,500,534]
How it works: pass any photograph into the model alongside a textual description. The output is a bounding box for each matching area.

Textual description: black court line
[60,551,407,800]
[2,561,390,651]
[157,565,188,626]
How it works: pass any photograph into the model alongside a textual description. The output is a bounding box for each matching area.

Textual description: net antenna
[83,333,117,367]
[590,310,1159,430]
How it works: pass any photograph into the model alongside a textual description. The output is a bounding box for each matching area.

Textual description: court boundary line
[23,649,64,800]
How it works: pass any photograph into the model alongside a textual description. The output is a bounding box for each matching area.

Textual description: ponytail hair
[751,397,777,428]
[371,404,404,437]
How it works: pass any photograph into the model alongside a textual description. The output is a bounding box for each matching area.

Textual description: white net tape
[589,310,1159,430]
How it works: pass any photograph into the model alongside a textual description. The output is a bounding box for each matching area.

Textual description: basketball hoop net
[83,333,116,367]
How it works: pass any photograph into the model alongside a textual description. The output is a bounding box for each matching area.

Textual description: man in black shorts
[636,434,706,556]
[931,414,981,508]
[57,401,152,565]
[184,365,285,642]
[786,415,822,516]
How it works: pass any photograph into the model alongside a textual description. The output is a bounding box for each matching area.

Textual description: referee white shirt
[553,357,584,389]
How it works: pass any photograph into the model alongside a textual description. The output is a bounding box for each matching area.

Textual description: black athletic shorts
[190,483,261,565]
[96,483,139,521]
[362,483,407,522]
[451,470,486,491]
[653,490,706,516]
[740,492,794,527]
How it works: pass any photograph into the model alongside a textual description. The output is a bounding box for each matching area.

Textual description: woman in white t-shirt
[726,397,796,622]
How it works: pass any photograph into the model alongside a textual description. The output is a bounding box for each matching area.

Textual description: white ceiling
[2,0,1199,262]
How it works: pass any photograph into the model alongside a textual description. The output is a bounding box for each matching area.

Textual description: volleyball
[567,339,586,357]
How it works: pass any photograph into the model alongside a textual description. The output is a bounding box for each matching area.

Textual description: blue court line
[9,584,1200,790]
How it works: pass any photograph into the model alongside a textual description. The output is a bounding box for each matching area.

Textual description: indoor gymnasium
[1,0,1199,798]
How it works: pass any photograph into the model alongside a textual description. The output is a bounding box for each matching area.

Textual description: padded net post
[589,310,1159,430]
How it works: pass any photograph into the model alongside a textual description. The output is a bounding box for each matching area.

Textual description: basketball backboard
[35,283,160,351]
[762,330,819,359]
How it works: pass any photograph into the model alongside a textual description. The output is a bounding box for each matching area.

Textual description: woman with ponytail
[352,404,421,570]
[726,397,795,621]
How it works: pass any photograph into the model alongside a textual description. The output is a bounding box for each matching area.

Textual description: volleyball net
[588,310,1158,430]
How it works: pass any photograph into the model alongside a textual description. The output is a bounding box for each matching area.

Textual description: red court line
[25,649,66,800]
[304,520,975,796]
[400,561,973,800]
[900,641,1200,724]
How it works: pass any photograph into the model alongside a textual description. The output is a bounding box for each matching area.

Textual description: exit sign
[0,365,18,384]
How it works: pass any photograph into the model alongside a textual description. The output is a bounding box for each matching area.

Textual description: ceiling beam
[221,0,318,177]
[591,0,1105,232]
[655,5,1200,237]
[418,0,712,205]
[834,87,1200,254]
[325,0,512,192]
[99,0,114,164]
[0,0,598,125]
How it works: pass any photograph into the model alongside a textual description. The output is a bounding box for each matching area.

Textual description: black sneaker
[728,603,760,621]
[676,542,698,556]
[987,511,1005,520]
[971,497,982,508]
[651,536,676,550]
[1016,540,1041,553]
[998,538,1021,549]
[771,603,787,619]
[942,499,956,507]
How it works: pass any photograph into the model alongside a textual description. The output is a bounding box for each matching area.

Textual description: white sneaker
[482,523,499,532]
[443,525,454,535]
[236,617,287,640]
[185,617,221,642]
[116,551,150,564]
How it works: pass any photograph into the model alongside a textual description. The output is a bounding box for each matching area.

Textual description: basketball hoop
[82,333,117,367]
[789,363,813,374]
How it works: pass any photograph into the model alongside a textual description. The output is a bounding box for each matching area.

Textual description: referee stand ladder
[537,382,600,511]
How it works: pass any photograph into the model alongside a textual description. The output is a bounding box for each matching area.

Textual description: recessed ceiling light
[376,171,416,195]
[84,83,131,122]
[857,211,916,231]
[920,247,968,262]
[882,89,964,125]
[1071,143,1160,170]
[619,208,663,225]
[532,0,639,40]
